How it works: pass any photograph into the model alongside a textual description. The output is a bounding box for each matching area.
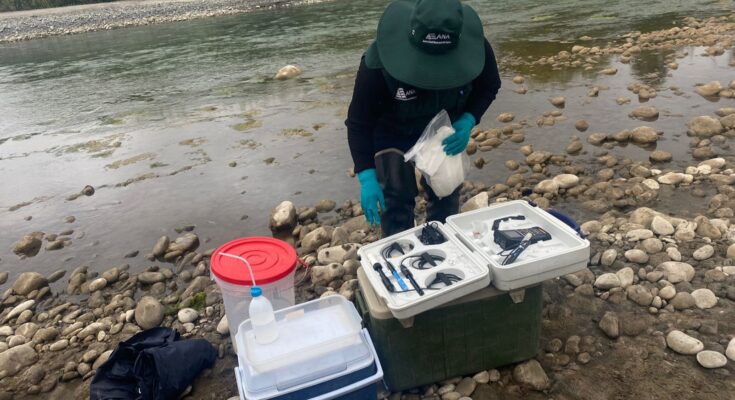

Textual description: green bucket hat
[365,0,485,90]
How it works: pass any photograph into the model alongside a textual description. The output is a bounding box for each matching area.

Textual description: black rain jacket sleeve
[345,39,502,174]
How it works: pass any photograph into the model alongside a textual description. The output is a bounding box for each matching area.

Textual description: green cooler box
[354,267,542,391]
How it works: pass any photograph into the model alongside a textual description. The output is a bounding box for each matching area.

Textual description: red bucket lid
[210,237,297,286]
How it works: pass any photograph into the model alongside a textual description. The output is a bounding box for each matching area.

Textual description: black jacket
[346,39,501,173]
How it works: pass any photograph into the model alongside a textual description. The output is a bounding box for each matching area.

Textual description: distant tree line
[0,0,119,12]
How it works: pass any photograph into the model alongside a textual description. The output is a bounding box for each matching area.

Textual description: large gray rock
[13,234,43,257]
[461,192,489,213]
[695,81,722,97]
[670,292,696,310]
[301,227,332,253]
[626,285,653,306]
[616,267,635,288]
[0,344,38,377]
[12,272,47,296]
[687,116,724,137]
[658,262,695,283]
[270,201,297,231]
[167,233,199,253]
[599,311,619,339]
[512,359,550,391]
[310,263,345,286]
[691,288,717,309]
[666,330,703,355]
[134,296,164,330]
[274,65,302,80]
[152,236,170,257]
[317,244,360,264]
[630,106,659,120]
[630,126,659,144]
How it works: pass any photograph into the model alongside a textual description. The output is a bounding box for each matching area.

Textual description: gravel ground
[0,0,331,43]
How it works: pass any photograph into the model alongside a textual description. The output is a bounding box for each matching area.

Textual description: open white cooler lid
[237,330,377,400]
[446,200,590,290]
[235,296,370,395]
[356,223,491,320]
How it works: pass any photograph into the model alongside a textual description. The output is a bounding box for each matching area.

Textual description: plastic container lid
[237,295,364,374]
[211,237,297,286]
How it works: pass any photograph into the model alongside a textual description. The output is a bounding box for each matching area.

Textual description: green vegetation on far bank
[0,0,118,12]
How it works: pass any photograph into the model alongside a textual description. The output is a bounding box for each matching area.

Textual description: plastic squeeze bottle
[249,287,279,344]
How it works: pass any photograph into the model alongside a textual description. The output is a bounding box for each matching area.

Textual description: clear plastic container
[210,237,298,342]
[213,272,295,342]
[236,295,363,374]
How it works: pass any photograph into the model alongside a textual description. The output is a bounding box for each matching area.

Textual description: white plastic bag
[404,110,469,198]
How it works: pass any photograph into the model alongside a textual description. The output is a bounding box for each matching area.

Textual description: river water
[0,0,733,276]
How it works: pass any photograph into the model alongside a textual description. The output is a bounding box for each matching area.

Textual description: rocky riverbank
[2,13,735,400]
[0,0,331,43]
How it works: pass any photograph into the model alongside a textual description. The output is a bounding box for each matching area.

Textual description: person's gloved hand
[357,169,385,226]
[442,112,476,155]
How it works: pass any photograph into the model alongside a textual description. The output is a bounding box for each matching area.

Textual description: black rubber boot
[374,149,418,237]
[421,175,460,223]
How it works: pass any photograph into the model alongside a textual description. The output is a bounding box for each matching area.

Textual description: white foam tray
[446,200,590,290]
[357,223,491,319]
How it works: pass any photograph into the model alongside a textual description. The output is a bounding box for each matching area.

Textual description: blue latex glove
[357,169,385,226]
[442,112,476,155]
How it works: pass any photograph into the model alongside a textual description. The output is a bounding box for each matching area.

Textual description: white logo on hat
[423,33,451,44]
[395,87,417,101]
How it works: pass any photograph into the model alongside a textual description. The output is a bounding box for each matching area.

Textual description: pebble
[688,116,724,137]
[624,249,649,264]
[88,277,107,292]
[659,285,676,300]
[472,370,490,384]
[649,150,672,162]
[630,126,659,144]
[659,262,695,283]
[575,120,589,132]
[594,273,621,289]
[696,350,727,369]
[599,311,619,339]
[615,267,635,288]
[601,249,617,266]
[497,113,514,123]
[727,339,735,362]
[92,350,113,370]
[512,359,550,391]
[631,106,659,120]
[670,292,696,310]
[550,96,566,107]
[666,330,703,355]
[274,64,301,80]
[177,308,199,324]
[455,377,477,397]
[651,216,674,236]
[626,285,653,306]
[692,245,714,261]
[690,288,717,309]
[4,300,35,322]
[49,339,69,352]
[134,296,164,330]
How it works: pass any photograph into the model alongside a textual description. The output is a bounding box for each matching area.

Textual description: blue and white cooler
[234,295,384,400]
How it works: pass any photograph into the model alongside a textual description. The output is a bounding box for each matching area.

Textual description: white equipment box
[357,200,590,319]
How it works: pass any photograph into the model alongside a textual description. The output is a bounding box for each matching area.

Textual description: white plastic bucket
[210,237,298,342]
